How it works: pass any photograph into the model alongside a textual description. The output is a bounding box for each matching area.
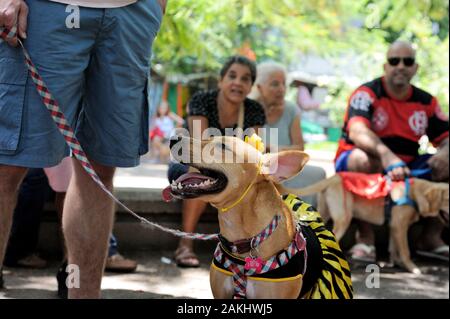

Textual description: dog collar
[214,228,307,299]
[218,214,281,254]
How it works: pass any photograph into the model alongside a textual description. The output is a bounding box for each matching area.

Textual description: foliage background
[153,0,449,125]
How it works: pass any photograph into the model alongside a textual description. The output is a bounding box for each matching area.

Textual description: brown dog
[164,135,353,299]
[289,174,449,274]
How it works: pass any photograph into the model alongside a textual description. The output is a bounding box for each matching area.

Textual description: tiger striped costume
[283,194,354,299]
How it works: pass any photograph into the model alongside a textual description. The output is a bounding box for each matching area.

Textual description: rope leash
[0,26,219,242]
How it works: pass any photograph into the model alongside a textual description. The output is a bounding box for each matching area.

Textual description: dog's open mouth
[162,167,228,201]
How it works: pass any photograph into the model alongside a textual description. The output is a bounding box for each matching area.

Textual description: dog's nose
[169,135,183,150]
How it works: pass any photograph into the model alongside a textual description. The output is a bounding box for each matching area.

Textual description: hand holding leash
[0,0,28,46]
[383,152,410,181]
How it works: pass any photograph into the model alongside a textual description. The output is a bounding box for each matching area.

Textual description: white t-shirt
[49,1,137,8]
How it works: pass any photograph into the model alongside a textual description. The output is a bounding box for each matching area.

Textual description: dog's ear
[261,150,309,184]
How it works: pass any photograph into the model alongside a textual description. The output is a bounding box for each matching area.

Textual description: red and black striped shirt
[335,77,449,163]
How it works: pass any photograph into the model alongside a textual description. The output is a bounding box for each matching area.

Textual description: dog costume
[212,194,353,299]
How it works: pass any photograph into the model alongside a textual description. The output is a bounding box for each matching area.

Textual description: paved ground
[1,250,448,299]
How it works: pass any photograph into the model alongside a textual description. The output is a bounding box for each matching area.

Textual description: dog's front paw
[392,258,421,275]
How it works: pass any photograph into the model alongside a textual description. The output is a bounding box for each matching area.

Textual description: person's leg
[167,162,205,267]
[62,1,162,297]
[54,192,67,260]
[4,168,49,267]
[346,148,383,174]
[175,199,207,267]
[151,136,163,162]
[62,158,115,299]
[0,165,28,285]
[159,139,171,163]
[0,0,102,292]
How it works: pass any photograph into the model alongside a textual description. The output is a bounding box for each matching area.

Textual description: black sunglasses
[387,57,415,67]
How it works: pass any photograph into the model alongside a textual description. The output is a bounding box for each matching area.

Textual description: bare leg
[151,137,163,162]
[55,192,67,260]
[175,199,207,266]
[0,166,28,268]
[63,158,115,299]
[159,142,170,163]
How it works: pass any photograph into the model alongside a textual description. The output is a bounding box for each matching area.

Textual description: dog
[288,173,449,274]
[163,135,353,299]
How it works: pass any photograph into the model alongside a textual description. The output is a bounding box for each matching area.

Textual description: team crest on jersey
[372,107,389,131]
[408,111,428,136]
[350,91,372,112]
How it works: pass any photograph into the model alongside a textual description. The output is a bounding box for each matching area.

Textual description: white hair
[249,61,287,100]
[255,61,287,85]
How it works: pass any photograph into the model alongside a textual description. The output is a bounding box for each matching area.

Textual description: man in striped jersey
[334,41,449,263]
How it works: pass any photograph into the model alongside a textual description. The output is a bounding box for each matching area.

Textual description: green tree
[153,0,449,122]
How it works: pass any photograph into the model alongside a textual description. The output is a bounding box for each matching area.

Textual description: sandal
[349,243,376,263]
[416,245,449,262]
[174,246,200,268]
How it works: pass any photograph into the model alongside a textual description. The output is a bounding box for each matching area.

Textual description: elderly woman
[250,61,326,204]
[168,55,266,267]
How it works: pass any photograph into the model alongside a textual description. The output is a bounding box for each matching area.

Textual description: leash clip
[249,237,260,258]
[249,247,259,259]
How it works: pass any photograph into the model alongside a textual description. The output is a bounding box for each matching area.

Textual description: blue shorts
[0,0,162,168]
[335,149,433,180]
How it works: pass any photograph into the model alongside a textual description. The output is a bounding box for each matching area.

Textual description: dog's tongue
[162,186,173,202]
